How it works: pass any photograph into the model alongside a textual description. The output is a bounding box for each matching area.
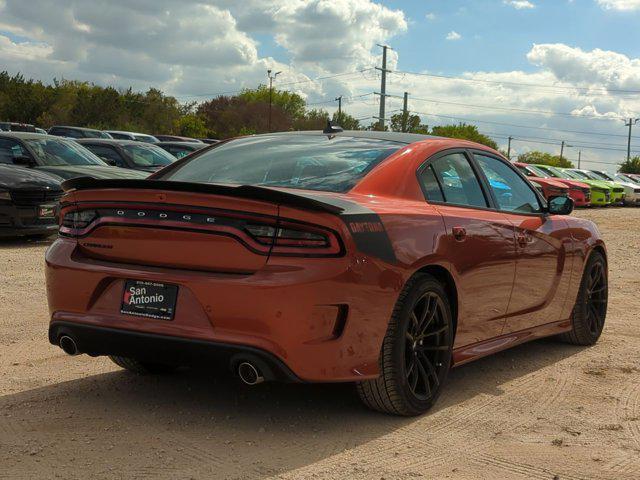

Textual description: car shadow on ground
[0,338,586,478]
[0,235,54,249]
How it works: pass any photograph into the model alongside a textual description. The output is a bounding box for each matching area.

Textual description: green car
[567,169,626,205]
[533,164,613,207]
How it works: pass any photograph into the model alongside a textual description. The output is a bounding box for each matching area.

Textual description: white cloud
[425,12,436,20]
[0,0,407,95]
[446,31,462,41]
[596,0,640,10]
[503,0,536,9]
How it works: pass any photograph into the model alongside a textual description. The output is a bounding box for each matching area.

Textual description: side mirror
[13,155,34,166]
[548,195,574,215]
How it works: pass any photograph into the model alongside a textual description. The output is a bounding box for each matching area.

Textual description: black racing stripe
[294,193,397,264]
[343,213,397,264]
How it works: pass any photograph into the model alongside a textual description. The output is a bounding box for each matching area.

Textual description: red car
[515,162,591,207]
[527,177,569,200]
[46,131,608,416]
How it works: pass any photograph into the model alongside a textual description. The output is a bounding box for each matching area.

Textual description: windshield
[522,165,549,177]
[133,134,158,143]
[579,171,603,181]
[618,174,639,185]
[590,171,614,181]
[535,165,560,177]
[123,143,175,167]
[564,169,589,180]
[160,134,403,193]
[25,138,107,166]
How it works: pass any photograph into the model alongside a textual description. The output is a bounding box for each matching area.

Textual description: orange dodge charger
[46,129,608,416]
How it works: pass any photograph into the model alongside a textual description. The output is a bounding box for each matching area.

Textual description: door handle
[452,227,466,242]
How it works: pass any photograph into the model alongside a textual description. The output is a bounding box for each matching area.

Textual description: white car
[590,170,640,206]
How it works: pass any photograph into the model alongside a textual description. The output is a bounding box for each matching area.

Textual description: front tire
[357,274,454,416]
[109,355,178,374]
[559,250,608,346]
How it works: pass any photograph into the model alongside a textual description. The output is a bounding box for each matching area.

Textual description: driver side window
[474,154,542,214]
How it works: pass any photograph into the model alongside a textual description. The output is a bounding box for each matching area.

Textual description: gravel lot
[1,207,639,480]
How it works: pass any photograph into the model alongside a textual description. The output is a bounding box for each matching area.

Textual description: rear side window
[475,154,542,213]
[161,135,402,193]
[421,153,487,208]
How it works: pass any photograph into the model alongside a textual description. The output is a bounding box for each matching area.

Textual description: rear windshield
[161,134,402,193]
[123,143,175,167]
[25,137,106,166]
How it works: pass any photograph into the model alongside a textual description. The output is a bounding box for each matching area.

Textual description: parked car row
[2,121,219,145]
[516,162,640,207]
[0,131,207,237]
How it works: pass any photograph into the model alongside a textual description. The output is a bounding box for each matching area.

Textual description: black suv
[0,164,63,238]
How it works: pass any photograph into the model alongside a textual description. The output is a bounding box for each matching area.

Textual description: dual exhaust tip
[237,361,264,385]
[58,335,266,385]
[59,335,80,356]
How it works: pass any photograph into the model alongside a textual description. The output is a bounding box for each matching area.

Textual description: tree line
[2,71,638,173]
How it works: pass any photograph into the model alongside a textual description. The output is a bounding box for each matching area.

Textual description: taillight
[60,207,343,257]
[244,222,341,256]
[61,210,98,231]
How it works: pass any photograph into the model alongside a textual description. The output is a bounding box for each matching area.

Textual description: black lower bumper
[49,321,301,383]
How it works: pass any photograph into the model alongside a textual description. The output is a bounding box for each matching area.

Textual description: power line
[408,110,639,150]
[400,95,627,121]
[394,70,640,96]
[393,111,630,138]
[180,68,375,99]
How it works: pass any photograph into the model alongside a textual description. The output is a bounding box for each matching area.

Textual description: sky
[1,0,639,171]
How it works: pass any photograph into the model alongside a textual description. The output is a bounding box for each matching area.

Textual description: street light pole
[267,69,281,132]
[507,136,513,160]
[560,140,565,162]
[578,150,582,169]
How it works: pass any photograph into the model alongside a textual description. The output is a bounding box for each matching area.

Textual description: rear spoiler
[61,177,344,214]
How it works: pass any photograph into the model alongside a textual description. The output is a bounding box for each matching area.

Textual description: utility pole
[507,136,513,160]
[560,141,572,164]
[335,95,342,118]
[578,150,582,169]
[624,118,639,162]
[402,92,409,132]
[267,69,281,132]
[374,44,392,131]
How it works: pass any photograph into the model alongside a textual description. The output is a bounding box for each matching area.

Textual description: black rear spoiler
[61,177,344,214]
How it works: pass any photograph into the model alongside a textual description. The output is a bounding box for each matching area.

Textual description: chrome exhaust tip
[237,361,264,385]
[59,335,79,356]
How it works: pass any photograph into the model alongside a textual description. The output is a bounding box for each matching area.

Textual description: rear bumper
[49,321,301,382]
[45,238,400,382]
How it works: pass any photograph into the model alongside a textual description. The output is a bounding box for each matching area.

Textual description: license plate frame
[38,204,56,218]
[121,280,178,321]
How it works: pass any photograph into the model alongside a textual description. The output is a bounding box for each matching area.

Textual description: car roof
[156,141,204,147]
[106,130,152,136]
[0,132,51,140]
[75,138,138,146]
[266,130,443,145]
[50,125,103,132]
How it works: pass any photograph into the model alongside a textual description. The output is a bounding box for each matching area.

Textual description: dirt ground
[0,207,639,480]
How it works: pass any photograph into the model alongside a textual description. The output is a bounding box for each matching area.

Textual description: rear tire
[109,355,178,374]
[559,251,607,346]
[356,274,454,416]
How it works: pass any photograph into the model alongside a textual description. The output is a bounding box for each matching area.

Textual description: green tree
[619,156,640,174]
[517,150,575,168]
[293,108,329,130]
[238,85,306,119]
[430,123,498,150]
[174,114,208,138]
[332,111,360,130]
